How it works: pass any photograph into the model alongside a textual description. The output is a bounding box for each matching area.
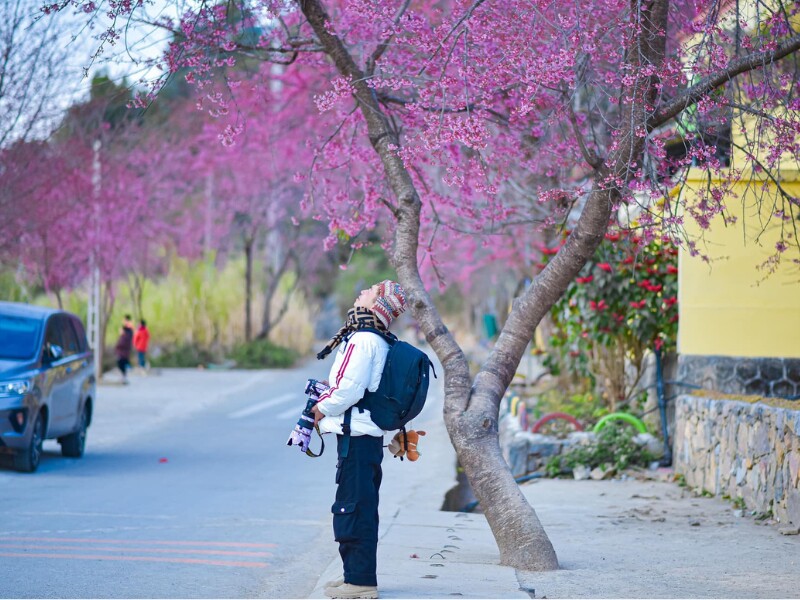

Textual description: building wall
[678,172,800,359]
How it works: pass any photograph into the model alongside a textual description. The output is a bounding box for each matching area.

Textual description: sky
[1,0,178,145]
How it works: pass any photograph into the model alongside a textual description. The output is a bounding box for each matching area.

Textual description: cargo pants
[333,433,383,587]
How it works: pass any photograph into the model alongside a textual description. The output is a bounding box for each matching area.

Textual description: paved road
[0,364,339,598]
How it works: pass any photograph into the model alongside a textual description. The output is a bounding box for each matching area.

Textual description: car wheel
[60,404,89,458]
[14,412,44,473]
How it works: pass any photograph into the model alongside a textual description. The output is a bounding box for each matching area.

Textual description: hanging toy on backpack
[387,429,426,461]
[286,379,330,457]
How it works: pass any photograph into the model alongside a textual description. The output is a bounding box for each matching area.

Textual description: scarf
[316,307,388,360]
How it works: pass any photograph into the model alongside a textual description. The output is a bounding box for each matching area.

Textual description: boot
[324,578,344,590]
[324,583,379,599]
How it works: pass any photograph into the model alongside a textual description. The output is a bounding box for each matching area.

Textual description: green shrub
[545,422,653,476]
[151,344,219,368]
[229,338,297,369]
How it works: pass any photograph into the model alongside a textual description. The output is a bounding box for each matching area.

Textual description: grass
[6,254,315,365]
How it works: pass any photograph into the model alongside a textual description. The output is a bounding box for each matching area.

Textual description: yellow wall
[678,171,800,358]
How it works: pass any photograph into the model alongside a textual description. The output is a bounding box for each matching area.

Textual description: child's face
[354,285,379,309]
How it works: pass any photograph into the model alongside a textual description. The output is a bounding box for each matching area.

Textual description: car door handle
[81,361,88,368]
[66,366,72,374]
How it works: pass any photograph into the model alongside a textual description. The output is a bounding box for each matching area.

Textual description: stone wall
[674,395,800,527]
[678,355,800,398]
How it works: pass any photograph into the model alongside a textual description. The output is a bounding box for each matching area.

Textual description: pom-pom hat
[371,280,407,328]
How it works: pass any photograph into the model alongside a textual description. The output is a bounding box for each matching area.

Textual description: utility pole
[86,139,102,383]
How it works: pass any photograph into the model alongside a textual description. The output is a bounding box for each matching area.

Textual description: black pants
[117,357,130,376]
[333,434,383,587]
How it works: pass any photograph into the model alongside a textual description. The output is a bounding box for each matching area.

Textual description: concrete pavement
[308,393,800,599]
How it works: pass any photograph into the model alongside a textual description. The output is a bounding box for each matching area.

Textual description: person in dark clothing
[114,315,134,384]
[311,280,407,600]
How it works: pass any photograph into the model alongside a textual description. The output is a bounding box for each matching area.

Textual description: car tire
[14,412,44,473]
[60,404,89,458]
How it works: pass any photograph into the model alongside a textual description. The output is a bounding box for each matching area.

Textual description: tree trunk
[257,250,293,340]
[128,272,145,322]
[244,237,253,343]
[99,280,116,377]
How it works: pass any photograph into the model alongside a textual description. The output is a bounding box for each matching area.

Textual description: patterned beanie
[371,280,407,328]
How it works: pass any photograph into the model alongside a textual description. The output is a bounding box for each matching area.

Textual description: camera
[286,379,330,455]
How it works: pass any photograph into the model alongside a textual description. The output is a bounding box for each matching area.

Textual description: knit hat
[371,280,407,328]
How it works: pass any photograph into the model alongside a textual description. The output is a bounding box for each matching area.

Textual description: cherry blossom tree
[0,140,91,306]
[48,0,800,569]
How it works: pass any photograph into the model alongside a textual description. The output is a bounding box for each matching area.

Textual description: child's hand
[311,404,325,425]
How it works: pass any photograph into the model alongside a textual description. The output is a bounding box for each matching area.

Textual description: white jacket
[316,330,389,437]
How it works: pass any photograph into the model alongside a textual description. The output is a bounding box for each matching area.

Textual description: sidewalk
[309,396,800,599]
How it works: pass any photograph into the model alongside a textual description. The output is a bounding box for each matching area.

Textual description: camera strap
[305,423,325,458]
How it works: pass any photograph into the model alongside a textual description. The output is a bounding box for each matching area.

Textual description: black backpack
[356,329,435,431]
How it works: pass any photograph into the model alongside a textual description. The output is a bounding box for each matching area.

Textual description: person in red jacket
[133,319,150,371]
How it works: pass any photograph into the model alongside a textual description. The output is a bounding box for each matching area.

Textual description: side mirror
[49,344,64,361]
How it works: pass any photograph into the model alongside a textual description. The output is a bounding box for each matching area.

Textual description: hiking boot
[323,578,344,590]
[324,583,379,599]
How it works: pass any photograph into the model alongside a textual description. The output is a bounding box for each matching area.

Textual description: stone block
[572,465,591,480]
[789,451,800,487]
[772,379,796,399]
[504,432,530,478]
[735,461,747,486]
[715,361,735,384]
[590,465,616,480]
[735,360,758,383]
[752,422,770,458]
[760,358,785,383]
[564,431,595,447]
[744,378,768,396]
[786,360,800,385]
[736,425,750,458]
[787,489,800,526]
[527,437,563,458]
[775,463,785,503]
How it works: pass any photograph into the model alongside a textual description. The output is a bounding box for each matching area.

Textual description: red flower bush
[546,230,679,407]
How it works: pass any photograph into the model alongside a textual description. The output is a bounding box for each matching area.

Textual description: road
[0,363,340,598]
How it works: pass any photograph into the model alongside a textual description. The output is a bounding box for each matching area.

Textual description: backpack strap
[358,327,397,345]
[338,406,353,459]
[360,327,436,379]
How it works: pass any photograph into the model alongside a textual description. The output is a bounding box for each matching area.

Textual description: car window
[58,315,81,356]
[43,317,64,362]
[70,317,89,353]
[0,316,41,360]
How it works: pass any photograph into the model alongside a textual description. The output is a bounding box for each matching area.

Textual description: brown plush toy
[387,430,426,461]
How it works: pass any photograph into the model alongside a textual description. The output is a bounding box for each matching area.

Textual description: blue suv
[0,302,95,472]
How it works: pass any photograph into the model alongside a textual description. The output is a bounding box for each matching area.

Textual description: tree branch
[366,0,411,75]
[566,99,602,169]
[649,33,800,130]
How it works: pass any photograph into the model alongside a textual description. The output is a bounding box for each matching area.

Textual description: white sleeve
[316,335,375,417]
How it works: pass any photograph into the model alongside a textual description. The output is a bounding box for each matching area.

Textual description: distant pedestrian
[114,315,134,384]
[133,319,150,371]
